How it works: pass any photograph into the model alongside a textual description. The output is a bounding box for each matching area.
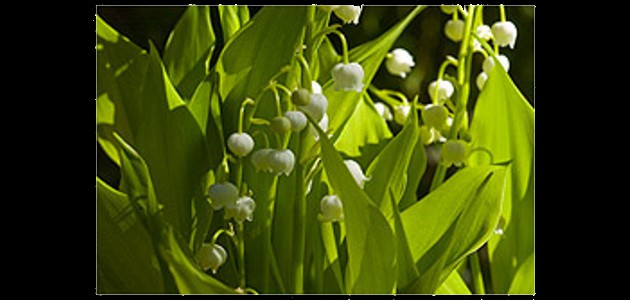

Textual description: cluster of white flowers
[251,148,295,176]
[319,5,363,25]
[207,182,257,224]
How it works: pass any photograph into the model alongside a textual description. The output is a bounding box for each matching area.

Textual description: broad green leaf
[507,253,535,294]
[398,133,428,211]
[159,225,237,294]
[313,118,396,294]
[324,6,426,156]
[96,15,147,165]
[389,193,419,290]
[218,5,250,42]
[163,6,215,100]
[130,42,212,247]
[216,6,308,135]
[435,271,471,294]
[97,177,164,294]
[401,165,507,293]
[469,60,535,293]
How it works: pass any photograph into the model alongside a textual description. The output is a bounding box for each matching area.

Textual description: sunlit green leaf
[507,253,535,294]
[435,271,471,294]
[163,6,215,100]
[469,61,535,293]
[218,5,250,42]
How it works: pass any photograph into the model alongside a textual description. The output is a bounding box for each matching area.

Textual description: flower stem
[329,30,350,64]
[236,222,246,290]
[291,130,307,293]
[296,54,314,93]
[499,4,506,22]
[238,98,255,133]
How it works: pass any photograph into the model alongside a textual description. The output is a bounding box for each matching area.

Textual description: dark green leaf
[163,6,215,100]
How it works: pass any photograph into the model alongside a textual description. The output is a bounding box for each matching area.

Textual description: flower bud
[298,93,328,122]
[428,79,455,103]
[320,195,344,222]
[225,196,256,223]
[227,132,254,157]
[284,111,307,131]
[332,62,365,92]
[422,104,449,129]
[208,182,239,210]
[385,48,415,78]
[270,116,292,134]
[333,5,362,25]
[268,149,295,176]
[374,102,393,121]
[491,21,517,49]
[197,243,227,273]
[476,72,488,90]
[291,88,311,106]
[482,54,510,74]
[441,139,469,167]
[344,159,369,188]
[394,104,411,125]
[444,19,465,42]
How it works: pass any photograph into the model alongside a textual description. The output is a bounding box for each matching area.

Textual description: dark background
[96,5,534,189]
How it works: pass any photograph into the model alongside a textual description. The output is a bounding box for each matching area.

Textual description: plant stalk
[291,130,307,293]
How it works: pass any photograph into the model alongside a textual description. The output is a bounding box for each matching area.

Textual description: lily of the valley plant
[97,4,534,295]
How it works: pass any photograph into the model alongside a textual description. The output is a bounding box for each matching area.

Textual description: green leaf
[398,133,428,211]
[401,165,507,293]
[324,6,426,156]
[435,271,471,294]
[96,15,148,165]
[468,61,535,293]
[216,6,308,135]
[313,118,397,294]
[97,177,164,293]
[163,6,215,100]
[218,5,250,42]
[159,225,238,294]
[507,253,535,294]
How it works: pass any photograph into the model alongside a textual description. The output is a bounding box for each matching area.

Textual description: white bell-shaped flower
[298,93,328,122]
[476,24,493,40]
[444,19,465,42]
[208,182,239,210]
[333,5,362,25]
[268,149,295,176]
[422,104,449,129]
[197,243,227,274]
[311,81,322,94]
[476,72,488,90]
[491,21,517,49]
[482,54,510,74]
[374,102,393,121]
[320,195,344,222]
[227,132,254,157]
[428,79,455,103]
[251,149,274,173]
[284,111,308,132]
[394,104,411,125]
[225,196,256,223]
[344,159,369,189]
[385,48,415,78]
[332,62,364,92]
[442,139,469,167]
[310,113,330,141]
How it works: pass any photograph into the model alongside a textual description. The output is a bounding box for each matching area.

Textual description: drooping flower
[385,48,415,78]
[441,139,469,167]
[374,102,393,121]
[311,81,323,94]
[298,93,328,122]
[291,88,311,106]
[333,5,362,25]
[428,79,455,103]
[320,195,344,222]
[332,62,364,92]
[251,149,274,173]
[225,196,256,223]
[476,72,488,90]
[422,104,449,129]
[482,54,510,74]
[207,182,239,210]
[270,116,292,134]
[284,111,308,132]
[444,19,465,42]
[344,159,369,188]
[227,132,254,157]
[394,104,411,125]
[197,243,227,274]
[268,149,295,176]
[491,21,518,49]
